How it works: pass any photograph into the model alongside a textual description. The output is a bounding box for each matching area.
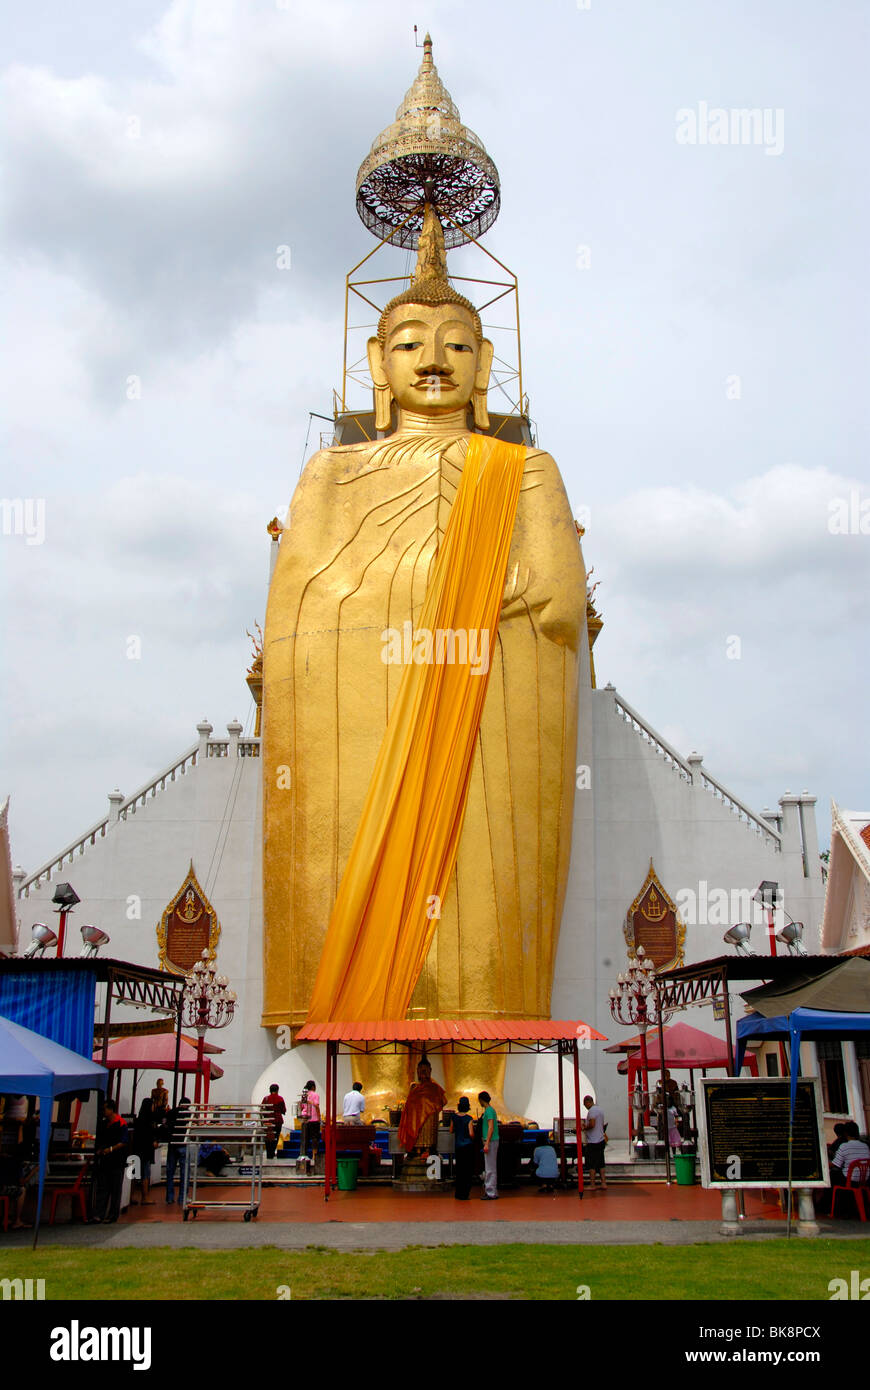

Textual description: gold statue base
[392,1154,443,1192]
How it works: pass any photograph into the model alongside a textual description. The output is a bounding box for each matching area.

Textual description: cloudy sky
[1,0,867,874]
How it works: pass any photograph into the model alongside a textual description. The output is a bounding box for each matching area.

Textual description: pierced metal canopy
[356,34,500,249]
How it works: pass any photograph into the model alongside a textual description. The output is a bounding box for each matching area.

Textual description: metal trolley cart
[181,1104,271,1222]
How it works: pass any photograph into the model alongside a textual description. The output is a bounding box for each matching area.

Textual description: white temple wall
[550,684,826,1135]
[15,731,272,1103]
[14,694,826,1129]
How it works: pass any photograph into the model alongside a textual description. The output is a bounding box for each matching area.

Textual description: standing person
[261,1084,287,1159]
[300,1080,321,1168]
[342,1081,366,1124]
[667,1102,682,1154]
[478,1091,499,1200]
[450,1097,474,1200]
[164,1097,190,1204]
[0,1138,36,1230]
[532,1132,559,1194]
[150,1078,169,1117]
[92,1100,129,1223]
[130,1098,157,1205]
[582,1094,607,1190]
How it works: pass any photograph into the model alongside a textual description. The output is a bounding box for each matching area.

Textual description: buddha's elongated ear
[367,336,388,389]
[367,336,392,431]
[472,337,494,431]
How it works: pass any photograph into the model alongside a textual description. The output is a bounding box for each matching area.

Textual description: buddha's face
[368,303,493,417]
[417,1062,432,1082]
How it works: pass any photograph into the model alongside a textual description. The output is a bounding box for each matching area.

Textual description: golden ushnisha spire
[356,33,500,250]
[377,202,482,343]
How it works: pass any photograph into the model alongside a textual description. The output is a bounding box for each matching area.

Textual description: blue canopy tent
[736,1006,870,1097]
[736,955,870,1106]
[735,957,870,1233]
[0,1012,108,1247]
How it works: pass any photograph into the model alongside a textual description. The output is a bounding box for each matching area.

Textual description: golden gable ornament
[157,862,220,975]
[623,859,686,969]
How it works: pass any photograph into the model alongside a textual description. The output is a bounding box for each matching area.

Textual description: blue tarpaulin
[736,1006,870,1114]
[0,970,95,1057]
[0,1012,107,1246]
[737,957,870,1114]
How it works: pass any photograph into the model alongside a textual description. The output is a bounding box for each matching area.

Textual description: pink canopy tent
[93,1032,225,1109]
[612,1021,758,1139]
[627,1020,757,1073]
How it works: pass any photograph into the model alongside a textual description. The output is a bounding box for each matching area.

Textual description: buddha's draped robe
[262,429,585,1029]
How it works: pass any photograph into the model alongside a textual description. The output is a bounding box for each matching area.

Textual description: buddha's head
[367,205,493,431]
[416,1057,433,1083]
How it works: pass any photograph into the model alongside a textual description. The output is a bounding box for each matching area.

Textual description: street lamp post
[609,947,673,1177]
[181,951,236,1104]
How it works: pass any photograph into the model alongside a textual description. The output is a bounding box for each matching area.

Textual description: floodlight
[775,921,806,957]
[753,881,779,908]
[79,925,110,958]
[51,883,81,909]
[723,923,755,957]
[23,923,58,958]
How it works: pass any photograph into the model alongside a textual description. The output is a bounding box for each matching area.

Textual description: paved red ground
[121,1182,786,1225]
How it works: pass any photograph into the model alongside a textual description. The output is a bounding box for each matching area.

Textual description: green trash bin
[337,1157,359,1191]
[674,1153,696,1186]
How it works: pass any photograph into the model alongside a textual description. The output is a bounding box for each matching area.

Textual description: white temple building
[821,803,870,959]
[9,595,829,1132]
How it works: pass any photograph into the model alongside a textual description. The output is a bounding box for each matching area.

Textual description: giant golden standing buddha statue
[262,36,586,1113]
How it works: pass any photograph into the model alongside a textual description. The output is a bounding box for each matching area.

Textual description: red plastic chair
[48,1162,91,1225]
[830,1158,869,1220]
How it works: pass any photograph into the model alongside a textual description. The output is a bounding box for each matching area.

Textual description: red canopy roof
[625,1020,730,1070]
[94,1033,224,1076]
[604,1025,681,1055]
[297,1018,607,1043]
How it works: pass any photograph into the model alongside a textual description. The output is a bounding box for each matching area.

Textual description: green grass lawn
[2,1240,868,1301]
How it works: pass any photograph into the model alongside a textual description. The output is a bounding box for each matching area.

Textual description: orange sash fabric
[305,435,526,1022]
[397,1079,448,1152]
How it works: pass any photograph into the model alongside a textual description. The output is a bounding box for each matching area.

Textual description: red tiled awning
[297,1018,607,1043]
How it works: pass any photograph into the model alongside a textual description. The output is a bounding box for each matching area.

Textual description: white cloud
[1,0,866,874]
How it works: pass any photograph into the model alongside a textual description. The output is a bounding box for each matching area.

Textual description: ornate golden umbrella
[356,33,500,249]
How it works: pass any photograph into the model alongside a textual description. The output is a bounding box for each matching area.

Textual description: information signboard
[696,1077,828,1189]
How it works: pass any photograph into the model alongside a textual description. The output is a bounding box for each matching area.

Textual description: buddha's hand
[501,561,551,622]
[501,562,531,613]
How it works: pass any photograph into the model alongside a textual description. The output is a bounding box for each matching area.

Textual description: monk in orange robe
[398,1058,446,1155]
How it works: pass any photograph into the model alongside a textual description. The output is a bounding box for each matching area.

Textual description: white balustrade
[610,690,781,851]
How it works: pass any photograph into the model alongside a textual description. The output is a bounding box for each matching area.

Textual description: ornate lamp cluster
[609,947,673,1160]
[181,950,236,1103]
[608,946,666,1029]
[182,950,236,1035]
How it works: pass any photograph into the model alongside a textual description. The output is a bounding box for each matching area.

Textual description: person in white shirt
[582,1094,607,1189]
[342,1081,366,1124]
